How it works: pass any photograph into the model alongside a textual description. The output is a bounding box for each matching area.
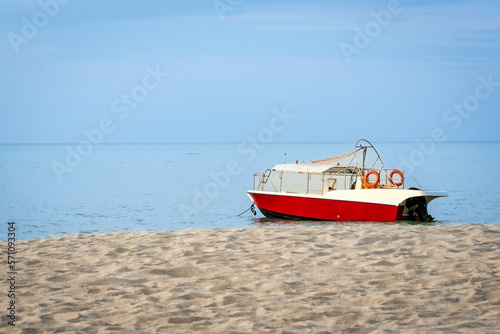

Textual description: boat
[247,140,447,222]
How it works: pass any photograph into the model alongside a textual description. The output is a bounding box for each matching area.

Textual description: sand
[1,223,499,333]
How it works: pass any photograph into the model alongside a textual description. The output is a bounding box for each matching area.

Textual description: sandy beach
[2,223,499,333]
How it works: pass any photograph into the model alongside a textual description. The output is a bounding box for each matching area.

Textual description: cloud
[396,1,500,33]
[226,2,364,32]
[229,0,500,35]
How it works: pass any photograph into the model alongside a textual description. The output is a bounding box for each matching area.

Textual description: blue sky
[1,0,499,143]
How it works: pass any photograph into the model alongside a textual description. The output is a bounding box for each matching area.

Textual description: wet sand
[2,223,499,333]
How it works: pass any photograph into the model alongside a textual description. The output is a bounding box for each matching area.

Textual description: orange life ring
[389,170,404,187]
[364,171,380,188]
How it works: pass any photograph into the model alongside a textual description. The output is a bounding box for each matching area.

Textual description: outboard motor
[405,196,434,222]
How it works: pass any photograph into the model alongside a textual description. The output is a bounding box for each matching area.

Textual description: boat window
[307,173,324,194]
[280,172,308,193]
[323,178,337,194]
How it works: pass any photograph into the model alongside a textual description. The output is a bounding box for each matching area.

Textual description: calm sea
[1,142,499,240]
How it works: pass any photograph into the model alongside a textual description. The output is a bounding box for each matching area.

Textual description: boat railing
[252,170,264,190]
[362,168,408,189]
[253,169,279,192]
[253,166,417,193]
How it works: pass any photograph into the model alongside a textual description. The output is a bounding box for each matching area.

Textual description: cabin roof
[271,147,363,174]
[271,163,359,174]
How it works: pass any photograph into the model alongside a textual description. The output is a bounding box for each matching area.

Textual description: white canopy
[271,164,359,174]
[271,147,363,174]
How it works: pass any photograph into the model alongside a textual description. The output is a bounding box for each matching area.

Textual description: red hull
[249,192,403,222]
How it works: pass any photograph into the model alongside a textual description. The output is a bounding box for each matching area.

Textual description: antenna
[284,153,287,163]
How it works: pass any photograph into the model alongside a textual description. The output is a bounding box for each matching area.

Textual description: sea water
[1,142,499,240]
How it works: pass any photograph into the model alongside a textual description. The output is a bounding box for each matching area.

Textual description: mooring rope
[237,204,255,217]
